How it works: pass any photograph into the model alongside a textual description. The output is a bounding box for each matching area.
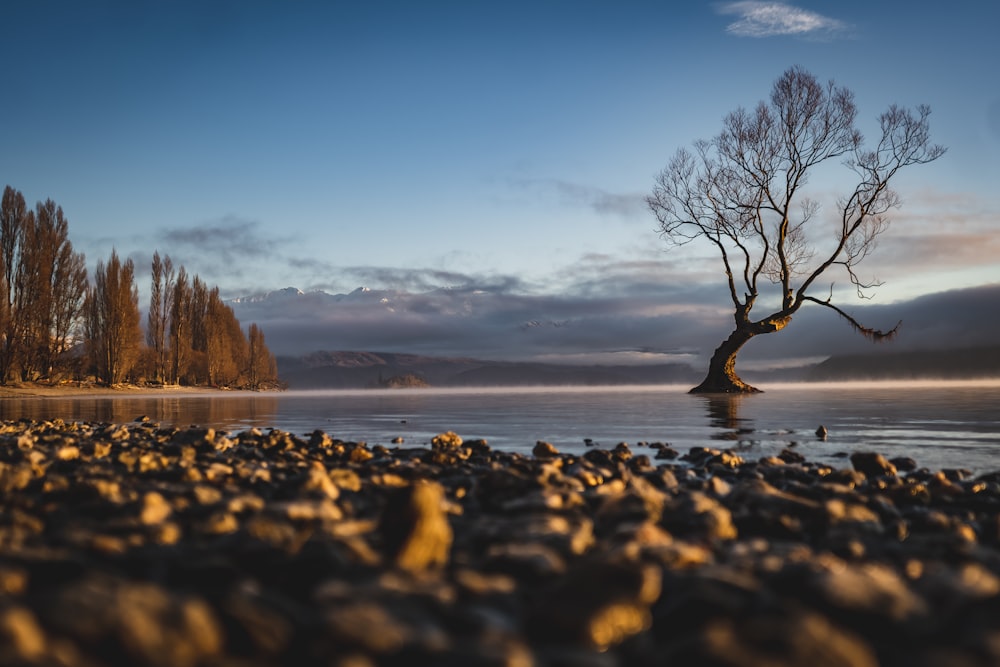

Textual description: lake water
[3,381,999,474]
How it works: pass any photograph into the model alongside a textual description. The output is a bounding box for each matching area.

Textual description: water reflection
[0,395,281,432]
[699,394,755,441]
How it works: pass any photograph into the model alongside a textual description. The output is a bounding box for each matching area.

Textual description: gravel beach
[2,418,999,666]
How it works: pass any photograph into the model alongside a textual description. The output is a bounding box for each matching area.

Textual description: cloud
[865,190,1000,277]
[231,244,1000,378]
[339,266,531,294]
[160,215,276,259]
[144,215,298,294]
[230,257,731,362]
[510,177,648,219]
[717,2,847,38]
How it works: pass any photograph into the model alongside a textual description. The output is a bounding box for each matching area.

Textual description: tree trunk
[690,326,761,394]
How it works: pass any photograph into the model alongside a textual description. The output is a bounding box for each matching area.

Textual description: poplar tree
[42,202,88,377]
[246,322,277,390]
[205,286,246,386]
[85,250,141,385]
[0,189,86,382]
[0,186,27,382]
[169,267,191,384]
[147,251,174,383]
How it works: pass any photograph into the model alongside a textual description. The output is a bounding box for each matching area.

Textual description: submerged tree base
[689,373,762,394]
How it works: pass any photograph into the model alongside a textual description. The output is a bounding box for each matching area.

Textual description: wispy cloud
[160,215,275,259]
[717,2,847,39]
[510,177,648,219]
[147,215,294,293]
[872,190,1000,276]
[339,266,530,294]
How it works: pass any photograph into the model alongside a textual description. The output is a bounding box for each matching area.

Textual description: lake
[3,380,999,474]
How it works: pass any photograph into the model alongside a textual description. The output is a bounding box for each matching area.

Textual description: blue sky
[2,1,998,363]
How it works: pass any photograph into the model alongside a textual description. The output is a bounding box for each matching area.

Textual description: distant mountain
[276,346,1000,388]
[276,351,701,388]
[808,346,1000,381]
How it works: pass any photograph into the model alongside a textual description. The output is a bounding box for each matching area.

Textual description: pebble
[2,418,1000,665]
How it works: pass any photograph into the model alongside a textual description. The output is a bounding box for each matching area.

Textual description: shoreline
[4,377,998,400]
[2,419,999,665]
[0,382,279,399]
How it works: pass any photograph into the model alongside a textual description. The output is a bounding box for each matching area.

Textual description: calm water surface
[3,381,999,473]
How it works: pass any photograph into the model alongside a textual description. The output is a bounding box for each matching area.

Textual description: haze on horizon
[2,1,997,367]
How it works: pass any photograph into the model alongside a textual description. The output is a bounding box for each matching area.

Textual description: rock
[797,561,929,628]
[653,445,679,460]
[41,574,223,667]
[140,491,173,525]
[299,461,340,500]
[0,606,47,661]
[663,491,738,541]
[824,499,884,535]
[778,448,806,463]
[324,602,414,654]
[484,541,567,580]
[379,480,452,572]
[4,417,1000,666]
[692,610,878,667]
[528,559,661,651]
[850,451,898,478]
[431,431,463,449]
[533,440,559,458]
[890,456,919,472]
[55,445,80,460]
[222,582,294,657]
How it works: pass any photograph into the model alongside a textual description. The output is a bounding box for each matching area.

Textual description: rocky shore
[2,419,1000,666]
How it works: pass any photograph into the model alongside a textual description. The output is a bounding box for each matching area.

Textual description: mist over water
[3,381,999,473]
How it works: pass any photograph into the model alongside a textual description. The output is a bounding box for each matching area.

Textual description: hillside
[276,351,701,388]
[808,346,1000,381]
[277,346,1000,389]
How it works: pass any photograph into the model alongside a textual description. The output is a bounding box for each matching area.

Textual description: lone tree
[648,66,945,393]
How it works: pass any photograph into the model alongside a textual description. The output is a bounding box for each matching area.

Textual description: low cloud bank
[231,281,1000,370]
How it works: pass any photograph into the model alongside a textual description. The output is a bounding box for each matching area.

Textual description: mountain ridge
[277,345,1000,388]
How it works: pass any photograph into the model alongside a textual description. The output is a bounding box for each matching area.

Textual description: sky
[2,1,998,366]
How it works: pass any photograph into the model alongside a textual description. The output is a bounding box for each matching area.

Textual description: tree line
[1,185,279,389]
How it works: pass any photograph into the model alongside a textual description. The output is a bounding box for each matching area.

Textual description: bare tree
[147,251,174,383]
[0,186,28,382]
[169,267,191,384]
[246,322,277,390]
[12,208,50,379]
[648,66,945,393]
[85,249,141,385]
[204,286,246,387]
[190,275,209,352]
[42,203,88,377]
[0,193,87,382]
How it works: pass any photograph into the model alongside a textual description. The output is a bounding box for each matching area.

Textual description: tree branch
[801,295,900,341]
